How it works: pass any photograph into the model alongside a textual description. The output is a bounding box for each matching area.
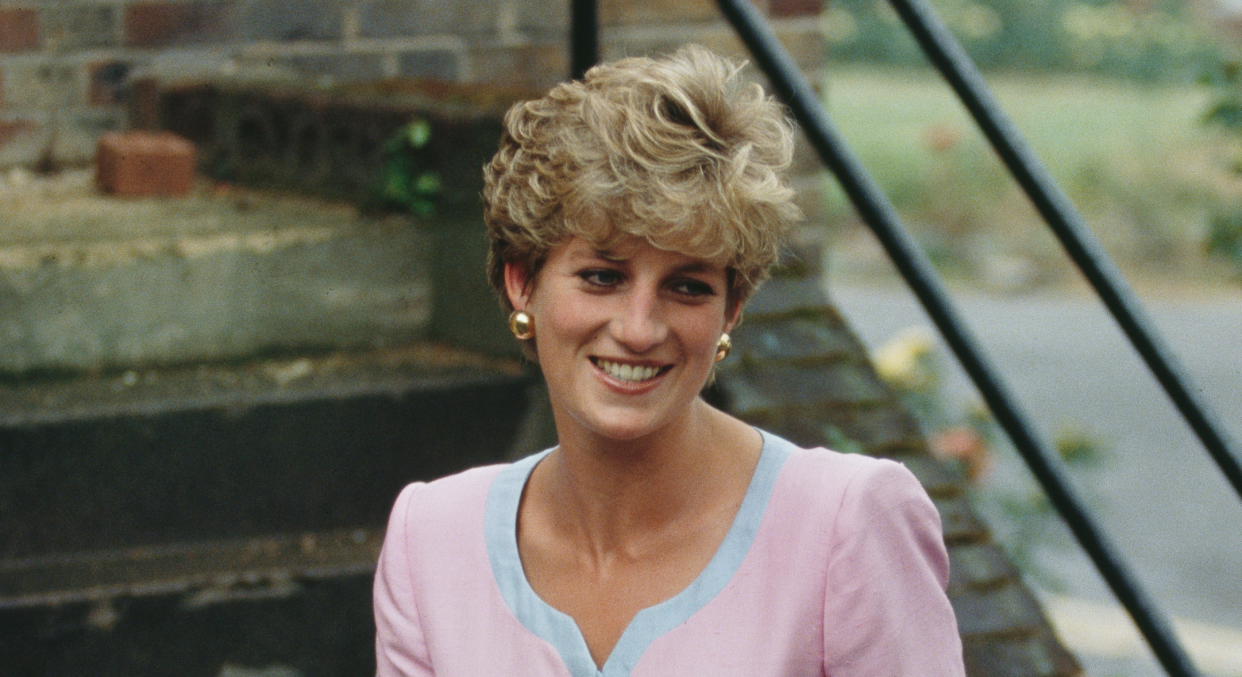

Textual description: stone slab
[0,344,528,559]
[0,175,432,373]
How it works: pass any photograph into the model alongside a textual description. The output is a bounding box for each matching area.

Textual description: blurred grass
[818,66,1231,285]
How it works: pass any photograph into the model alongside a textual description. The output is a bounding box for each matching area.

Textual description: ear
[723,297,744,334]
[504,261,533,311]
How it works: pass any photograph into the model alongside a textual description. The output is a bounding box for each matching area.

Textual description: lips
[592,358,670,383]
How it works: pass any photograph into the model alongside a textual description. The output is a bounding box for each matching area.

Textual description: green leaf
[406,119,432,149]
[413,172,442,195]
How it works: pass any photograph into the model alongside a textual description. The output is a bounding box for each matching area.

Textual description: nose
[610,286,667,353]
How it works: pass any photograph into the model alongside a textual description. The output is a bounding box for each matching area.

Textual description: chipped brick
[96,131,196,196]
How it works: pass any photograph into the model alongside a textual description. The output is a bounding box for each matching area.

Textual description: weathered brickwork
[0,0,828,176]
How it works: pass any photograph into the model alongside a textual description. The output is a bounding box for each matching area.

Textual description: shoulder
[387,462,510,538]
[770,436,930,517]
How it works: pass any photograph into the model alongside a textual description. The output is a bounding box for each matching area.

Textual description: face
[506,236,737,444]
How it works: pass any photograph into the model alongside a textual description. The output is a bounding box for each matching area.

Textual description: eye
[671,278,716,298]
[579,269,623,287]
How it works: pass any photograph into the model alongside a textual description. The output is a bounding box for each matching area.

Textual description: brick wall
[0,0,829,207]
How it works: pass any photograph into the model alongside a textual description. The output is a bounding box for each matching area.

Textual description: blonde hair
[483,44,802,314]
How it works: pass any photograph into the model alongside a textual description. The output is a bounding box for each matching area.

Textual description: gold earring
[714,333,732,362]
[509,310,534,340]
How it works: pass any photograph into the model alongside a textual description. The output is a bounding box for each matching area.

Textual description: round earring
[509,310,534,340]
[714,333,732,362]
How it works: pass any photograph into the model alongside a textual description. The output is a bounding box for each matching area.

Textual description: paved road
[827,281,1242,676]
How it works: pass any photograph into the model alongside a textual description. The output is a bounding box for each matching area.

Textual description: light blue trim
[484,430,794,677]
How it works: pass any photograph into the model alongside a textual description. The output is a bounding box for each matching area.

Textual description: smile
[592,358,669,383]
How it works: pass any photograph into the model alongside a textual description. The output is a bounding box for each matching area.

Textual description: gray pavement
[828,279,1242,676]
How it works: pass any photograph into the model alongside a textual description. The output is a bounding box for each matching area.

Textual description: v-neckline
[483,429,793,677]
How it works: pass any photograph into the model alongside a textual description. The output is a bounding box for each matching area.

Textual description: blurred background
[0,0,1240,675]
[815,1,1242,675]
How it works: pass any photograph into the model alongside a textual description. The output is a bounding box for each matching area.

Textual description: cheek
[533,294,601,350]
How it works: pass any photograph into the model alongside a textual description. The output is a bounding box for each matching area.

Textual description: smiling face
[506,236,738,445]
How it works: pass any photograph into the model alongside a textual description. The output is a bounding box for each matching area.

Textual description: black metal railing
[569,2,1242,676]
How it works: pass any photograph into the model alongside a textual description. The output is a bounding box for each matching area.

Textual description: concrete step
[0,344,537,674]
[0,344,534,563]
[0,169,433,374]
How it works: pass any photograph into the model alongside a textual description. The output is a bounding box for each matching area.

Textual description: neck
[538,400,759,561]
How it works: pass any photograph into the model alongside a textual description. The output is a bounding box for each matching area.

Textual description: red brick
[0,118,39,151]
[0,8,40,53]
[96,131,197,197]
[770,0,823,18]
[124,2,233,48]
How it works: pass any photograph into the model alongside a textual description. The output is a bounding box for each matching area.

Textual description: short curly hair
[482,44,803,316]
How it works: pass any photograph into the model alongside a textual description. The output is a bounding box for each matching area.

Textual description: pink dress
[374,429,965,676]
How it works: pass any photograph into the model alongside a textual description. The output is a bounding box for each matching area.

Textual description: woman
[374,45,964,676]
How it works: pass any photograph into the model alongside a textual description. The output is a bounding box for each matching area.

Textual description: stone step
[0,170,436,374]
[0,344,534,565]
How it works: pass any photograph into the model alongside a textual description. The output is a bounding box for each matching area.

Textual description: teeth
[597,360,661,383]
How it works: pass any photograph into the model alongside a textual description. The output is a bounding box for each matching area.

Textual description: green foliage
[375,119,442,217]
[1206,211,1242,275]
[1201,61,1242,279]
[822,0,1219,82]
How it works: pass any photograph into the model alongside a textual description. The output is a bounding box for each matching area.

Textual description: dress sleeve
[374,483,436,677]
[821,459,965,676]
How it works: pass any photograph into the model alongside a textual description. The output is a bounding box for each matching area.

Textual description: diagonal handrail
[708,0,1202,674]
[570,0,599,80]
[887,0,1242,505]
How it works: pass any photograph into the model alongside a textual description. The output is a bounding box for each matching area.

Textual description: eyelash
[578,270,716,297]
[579,269,622,287]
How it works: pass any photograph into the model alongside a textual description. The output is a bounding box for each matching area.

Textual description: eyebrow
[588,249,718,275]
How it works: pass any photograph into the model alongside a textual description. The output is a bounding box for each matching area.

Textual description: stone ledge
[953,582,1054,639]
[964,630,1083,677]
